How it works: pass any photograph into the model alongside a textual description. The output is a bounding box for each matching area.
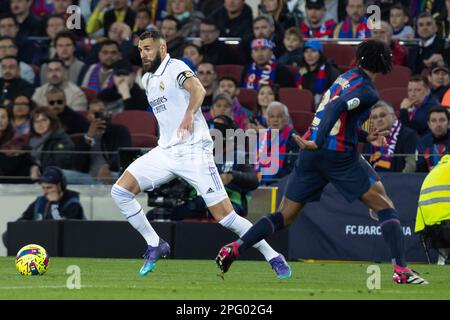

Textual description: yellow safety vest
[415,155,450,232]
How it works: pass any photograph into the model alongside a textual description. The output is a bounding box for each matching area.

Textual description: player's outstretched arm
[177,76,206,139]
[292,134,318,150]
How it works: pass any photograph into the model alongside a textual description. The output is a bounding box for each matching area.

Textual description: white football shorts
[126,146,228,207]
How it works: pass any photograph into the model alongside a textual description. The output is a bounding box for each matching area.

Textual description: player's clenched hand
[292,134,318,150]
[177,112,194,140]
[367,129,389,147]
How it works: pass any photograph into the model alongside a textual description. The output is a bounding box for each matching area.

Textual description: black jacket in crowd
[201,39,238,65]
[407,36,446,75]
[208,3,254,38]
[18,189,85,221]
[98,83,148,112]
[73,123,131,173]
[0,78,35,103]
[31,129,75,171]
[58,106,90,135]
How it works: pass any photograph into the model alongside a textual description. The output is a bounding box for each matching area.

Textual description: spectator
[296,40,340,108]
[133,7,156,37]
[32,14,68,65]
[407,0,444,20]
[11,94,36,137]
[0,105,32,182]
[167,0,204,37]
[241,38,295,90]
[73,99,131,184]
[85,21,141,66]
[1,165,85,247]
[370,21,407,66]
[204,92,233,121]
[429,63,450,103]
[0,36,34,84]
[28,107,74,180]
[197,61,217,113]
[277,27,303,67]
[198,18,238,65]
[239,15,284,65]
[390,3,414,40]
[33,58,88,111]
[160,15,186,58]
[208,0,253,38]
[259,0,297,31]
[256,101,298,185]
[98,59,148,114]
[10,0,42,37]
[300,0,336,39]
[13,166,84,221]
[333,0,370,39]
[216,76,251,130]
[130,0,167,25]
[0,13,36,64]
[249,83,278,130]
[400,75,441,136]
[51,0,87,37]
[407,13,446,75]
[435,0,450,40]
[80,40,121,94]
[416,106,450,172]
[182,43,203,71]
[0,56,34,106]
[46,86,89,135]
[39,31,85,86]
[87,0,136,37]
[365,101,418,173]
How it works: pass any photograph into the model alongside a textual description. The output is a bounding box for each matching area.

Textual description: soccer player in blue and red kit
[216,39,428,284]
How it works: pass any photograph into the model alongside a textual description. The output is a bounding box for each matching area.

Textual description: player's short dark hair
[428,105,450,121]
[139,29,165,41]
[55,31,77,47]
[409,75,430,88]
[356,39,392,74]
[218,76,238,87]
[162,15,181,31]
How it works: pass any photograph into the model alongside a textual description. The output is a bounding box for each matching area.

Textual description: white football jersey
[142,54,212,150]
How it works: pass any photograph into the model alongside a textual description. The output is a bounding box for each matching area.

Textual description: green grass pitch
[0,257,449,299]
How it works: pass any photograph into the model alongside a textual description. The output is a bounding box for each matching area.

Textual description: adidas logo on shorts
[206,188,215,194]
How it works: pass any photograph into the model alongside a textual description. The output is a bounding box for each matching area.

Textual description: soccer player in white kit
[110,30,292,278]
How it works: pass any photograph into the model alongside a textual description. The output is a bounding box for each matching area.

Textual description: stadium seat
[279,88,314,113]
[130,134,158,148]
[323,43,356,67]
[111,110,158,138]
[237,88,257,111]
[379,87,408,116]
[215,64,243,84]
[374,65,411,90]
[81,87,97,103]
[289,110,315,134]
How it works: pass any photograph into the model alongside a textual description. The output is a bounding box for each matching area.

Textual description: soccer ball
[15,244,50,276]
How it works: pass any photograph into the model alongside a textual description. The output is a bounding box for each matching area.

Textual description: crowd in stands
[0,0,450,187]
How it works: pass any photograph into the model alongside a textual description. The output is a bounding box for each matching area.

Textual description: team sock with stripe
[377,208,406,267]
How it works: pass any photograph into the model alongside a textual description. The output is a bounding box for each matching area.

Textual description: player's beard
[143,52,162,74]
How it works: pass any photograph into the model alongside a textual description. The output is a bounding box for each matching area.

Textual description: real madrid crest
[160,81,165,91]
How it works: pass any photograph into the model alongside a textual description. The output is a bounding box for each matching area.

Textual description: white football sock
[219,210,279,261]
[111,184,159,247]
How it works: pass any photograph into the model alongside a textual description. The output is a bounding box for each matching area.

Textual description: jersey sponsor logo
[149,96,167,108]
[346,97,360,110]
[154,104,167,113]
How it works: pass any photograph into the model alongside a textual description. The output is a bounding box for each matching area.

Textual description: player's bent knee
[111,184,135,205]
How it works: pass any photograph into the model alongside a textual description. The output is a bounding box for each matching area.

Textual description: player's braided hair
[356,39,393,74]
